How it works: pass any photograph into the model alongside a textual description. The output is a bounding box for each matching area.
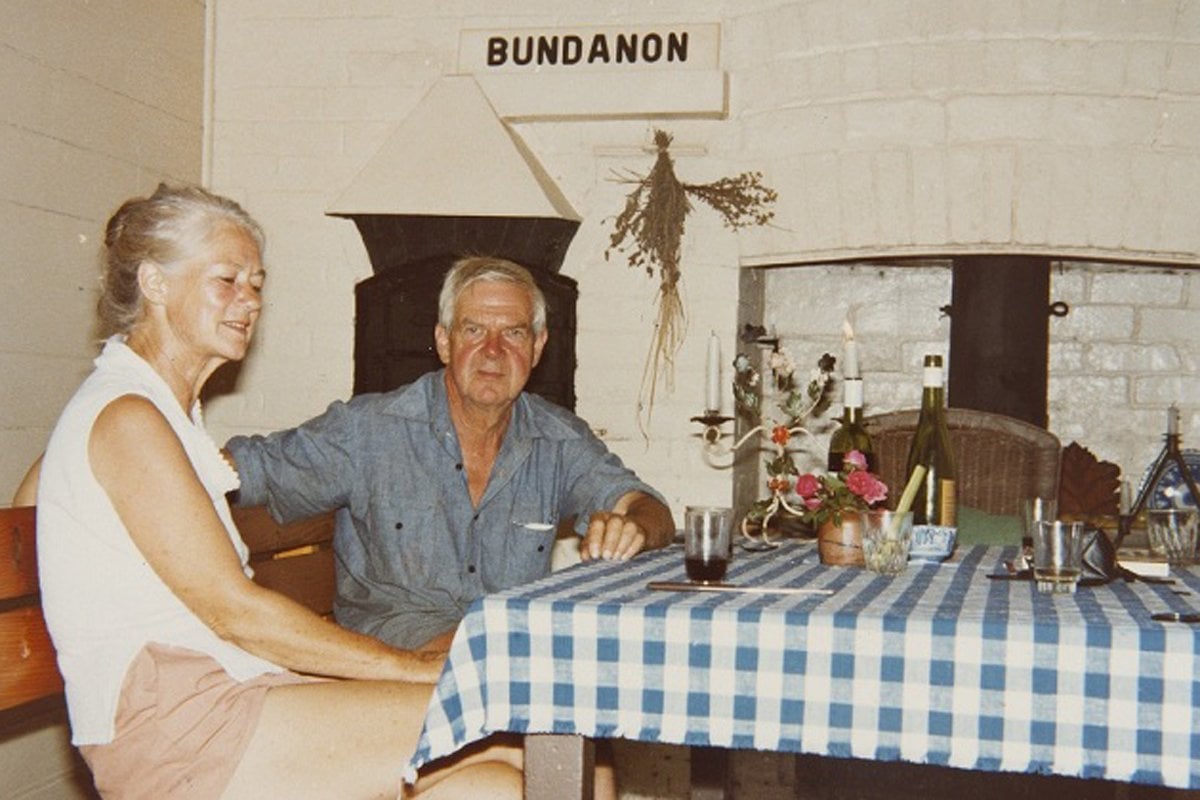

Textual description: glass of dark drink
[684,506,733,583]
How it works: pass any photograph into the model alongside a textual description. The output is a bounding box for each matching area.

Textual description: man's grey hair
[437,256,547,335]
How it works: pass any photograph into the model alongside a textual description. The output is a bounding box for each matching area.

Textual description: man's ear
[434,324,451,365]
[531,328,548,368]
[137,261,168,306]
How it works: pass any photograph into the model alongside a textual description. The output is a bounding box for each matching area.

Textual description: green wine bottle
[827,378,876,473]
[904,355,958,534]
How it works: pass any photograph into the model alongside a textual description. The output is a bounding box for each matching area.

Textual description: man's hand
[580,491,675,561]
[581,511,647,561]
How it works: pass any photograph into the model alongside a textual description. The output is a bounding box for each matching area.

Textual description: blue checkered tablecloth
[406,541,1200,788]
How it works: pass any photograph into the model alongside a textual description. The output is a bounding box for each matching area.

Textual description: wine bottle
[904,354,958,535]
[827,378,875,473]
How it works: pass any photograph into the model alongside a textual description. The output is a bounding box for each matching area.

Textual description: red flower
[846,470,888,506]
[768,475,791,494]
[843,449,868,472]
[795,473,821,498]
[771,425,790,446]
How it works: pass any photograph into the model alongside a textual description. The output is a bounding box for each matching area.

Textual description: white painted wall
[201,0,1199,525]
[0,3,205,797]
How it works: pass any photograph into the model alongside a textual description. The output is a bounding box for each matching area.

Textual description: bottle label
[923,365,944,387]
[939,479,956,525]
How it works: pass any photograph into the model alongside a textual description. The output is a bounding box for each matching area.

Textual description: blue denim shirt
[227,370,662,649]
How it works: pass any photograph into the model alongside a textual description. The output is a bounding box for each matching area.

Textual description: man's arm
[580,490,675,561]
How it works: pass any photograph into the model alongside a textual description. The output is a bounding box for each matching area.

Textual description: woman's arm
[90,395,442,683]
[12,454,42,505]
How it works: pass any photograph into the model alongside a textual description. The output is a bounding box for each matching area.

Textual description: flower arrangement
[794,450,889,528]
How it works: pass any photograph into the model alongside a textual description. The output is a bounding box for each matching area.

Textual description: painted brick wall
[0,1,207,495]
[202,1,1199,527]
[0,5,205,797]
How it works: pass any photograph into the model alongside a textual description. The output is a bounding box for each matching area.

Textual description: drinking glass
[1147,509,1199,566]
[1033,520,1084,594]
[684,506,733,583]
[1020,497,1058,547]
[862,510,913,576]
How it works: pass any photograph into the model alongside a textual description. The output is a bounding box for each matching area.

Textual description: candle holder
[689,411,734,444]
[694,334,836,550]
[1116,406,1200,548]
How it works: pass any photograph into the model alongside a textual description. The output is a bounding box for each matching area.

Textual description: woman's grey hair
[98,183,265,336]
[437,256,547,335]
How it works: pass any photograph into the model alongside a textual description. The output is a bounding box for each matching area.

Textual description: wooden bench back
[0,505,336,715]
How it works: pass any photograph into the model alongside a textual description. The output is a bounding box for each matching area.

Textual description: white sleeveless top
[37,338,283,745]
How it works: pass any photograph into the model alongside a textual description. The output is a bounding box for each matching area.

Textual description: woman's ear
[137,260,167,305]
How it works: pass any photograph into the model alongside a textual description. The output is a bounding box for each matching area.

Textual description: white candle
[842,319,860,378]
[1168,404,1179,436]
[705,332,721,412]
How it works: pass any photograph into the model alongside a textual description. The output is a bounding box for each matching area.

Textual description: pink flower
[846,470,888,506]
[771,425,790,446]
[803,495,823,511]
[795,473,821,498]
[843,450,868,472]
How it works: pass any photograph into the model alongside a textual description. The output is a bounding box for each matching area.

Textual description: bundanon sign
[458,24,725,119]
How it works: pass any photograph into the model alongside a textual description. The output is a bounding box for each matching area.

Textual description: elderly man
[225,256,675,650]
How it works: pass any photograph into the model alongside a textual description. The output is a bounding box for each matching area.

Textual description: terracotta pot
[817,513,865,567]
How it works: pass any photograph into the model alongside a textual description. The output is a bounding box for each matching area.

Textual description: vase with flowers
[794,450,890,566]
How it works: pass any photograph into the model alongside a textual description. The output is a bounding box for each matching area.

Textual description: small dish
[908,526,957,562]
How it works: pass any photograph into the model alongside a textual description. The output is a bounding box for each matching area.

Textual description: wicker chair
[863,408,1063,518]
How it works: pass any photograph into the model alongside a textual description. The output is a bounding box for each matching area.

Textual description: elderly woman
[33,184,520,799]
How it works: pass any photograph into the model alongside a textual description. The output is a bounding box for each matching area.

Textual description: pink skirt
[79,642,312,799]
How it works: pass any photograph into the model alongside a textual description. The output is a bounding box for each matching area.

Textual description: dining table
[404,538,1200,798]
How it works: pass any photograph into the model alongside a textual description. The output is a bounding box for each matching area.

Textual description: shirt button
[537,545,545,552]
[394,522,403,530]
[455,463,463,471]
[473,513,479,521]
[467,565,476,573]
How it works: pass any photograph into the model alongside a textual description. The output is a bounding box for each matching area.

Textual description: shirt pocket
[497,516,560,588]
[372,502,442,586]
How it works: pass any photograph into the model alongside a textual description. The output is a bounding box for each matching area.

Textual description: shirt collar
[96,335,204,424]
[380,368,577,443]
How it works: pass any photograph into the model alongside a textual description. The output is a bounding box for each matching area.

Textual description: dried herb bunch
[606,129,777,431]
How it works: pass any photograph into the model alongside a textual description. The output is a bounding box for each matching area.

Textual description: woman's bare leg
[221,680,521,800]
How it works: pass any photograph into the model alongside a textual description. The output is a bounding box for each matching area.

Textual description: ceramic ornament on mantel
[605,129,777,434]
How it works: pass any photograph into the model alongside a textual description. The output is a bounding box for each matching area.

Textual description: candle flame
[842,319,855,340]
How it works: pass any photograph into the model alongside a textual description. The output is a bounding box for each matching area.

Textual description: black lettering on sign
[484,31,691,68]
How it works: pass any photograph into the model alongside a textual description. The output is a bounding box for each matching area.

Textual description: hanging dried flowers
[605,129,777,432]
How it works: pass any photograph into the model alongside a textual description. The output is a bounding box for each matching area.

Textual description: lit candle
[705,332,721,412]
[1168,404,1179,436]
[842,319,860,378]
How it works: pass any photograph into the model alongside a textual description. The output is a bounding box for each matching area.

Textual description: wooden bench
[0,504,336,715]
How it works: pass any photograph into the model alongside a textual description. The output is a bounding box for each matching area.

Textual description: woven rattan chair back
[864,408,1063,517]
